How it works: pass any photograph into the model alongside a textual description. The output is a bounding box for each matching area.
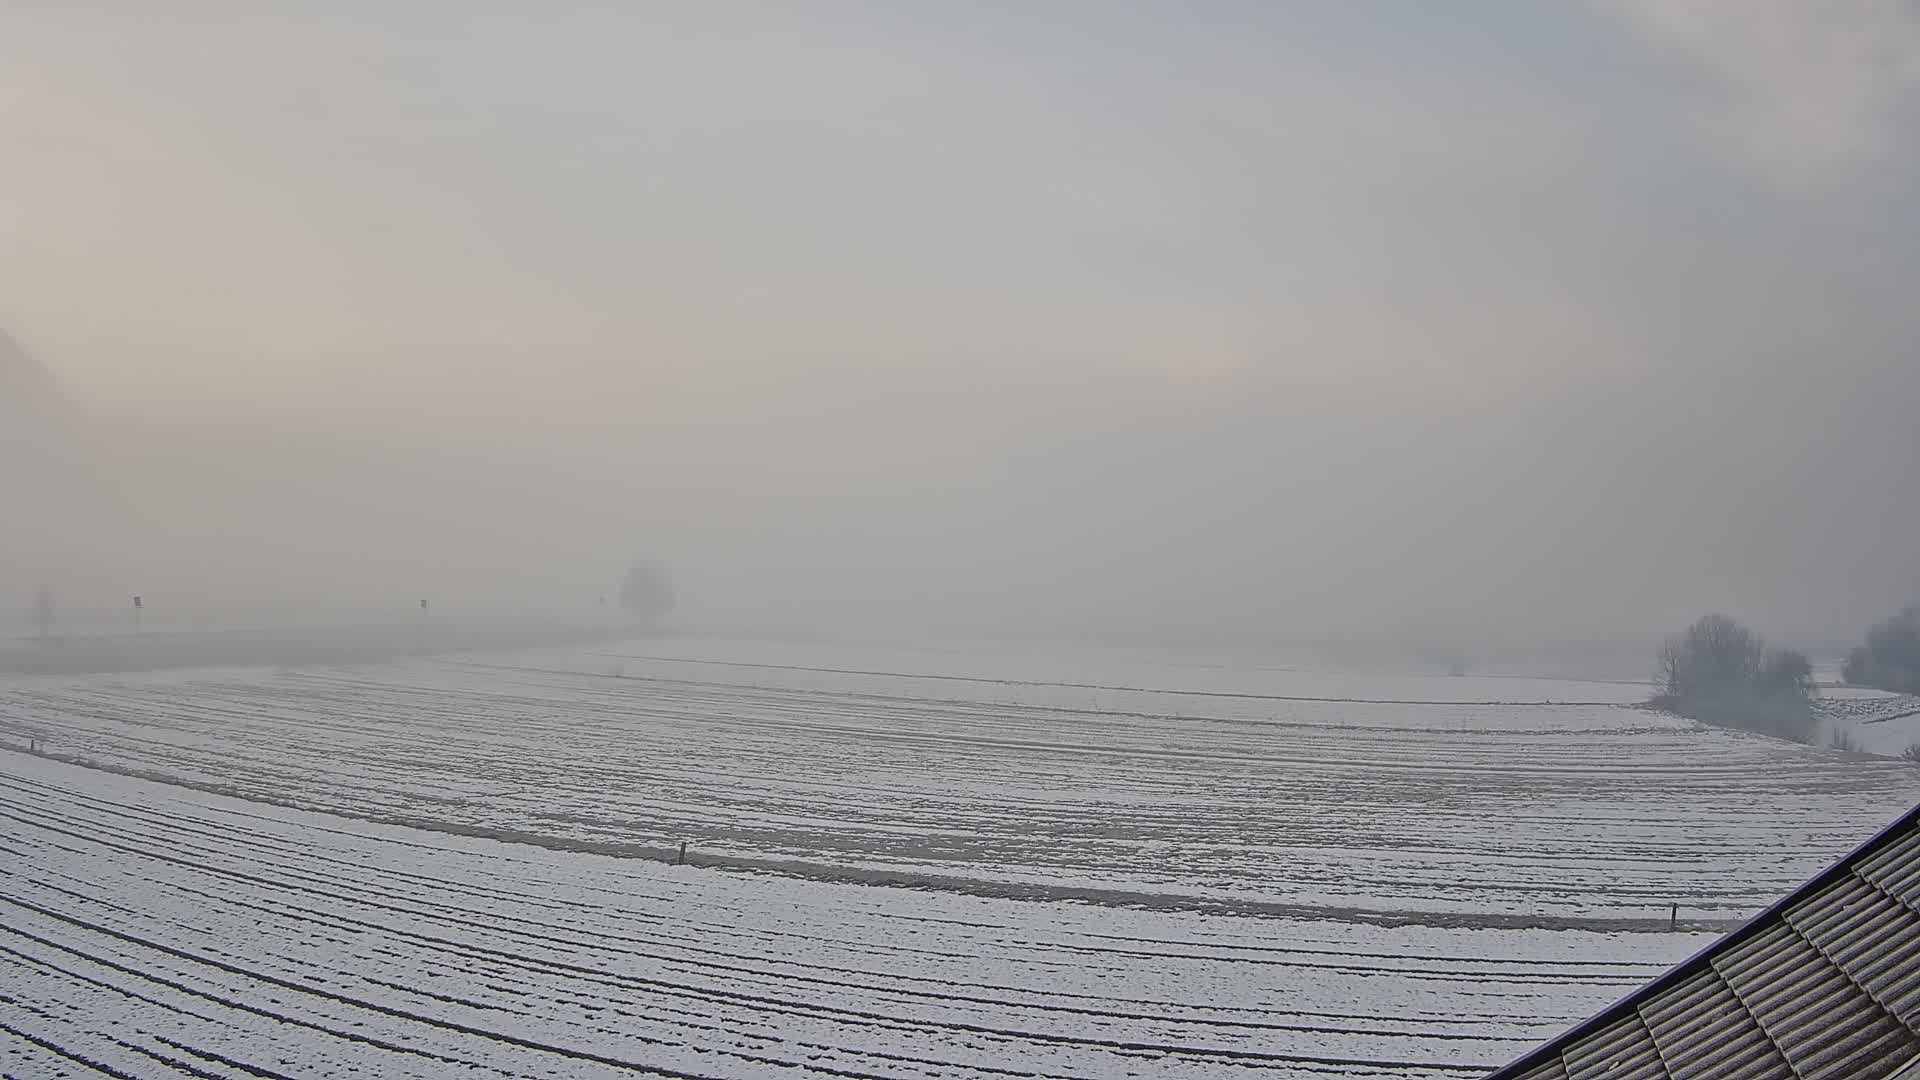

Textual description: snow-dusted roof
[1489,801,1920,1079]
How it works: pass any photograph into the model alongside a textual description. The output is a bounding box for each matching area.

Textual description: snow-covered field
[5,636,1916,922]
[3,633,1918,1077]
[1817,687,1920,757]
[0,752,1691,1079]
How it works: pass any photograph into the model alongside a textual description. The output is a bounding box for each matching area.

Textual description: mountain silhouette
[1,328,65,418]
[0,328,74,445]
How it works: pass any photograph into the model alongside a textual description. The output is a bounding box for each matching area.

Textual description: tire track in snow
[0,895,1492,1078]
[0,756,1583,1077]
[0,777,1651,1001]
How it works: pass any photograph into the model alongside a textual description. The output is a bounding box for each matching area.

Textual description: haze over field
[8,11,1920,1076]
[4,3,1919,655]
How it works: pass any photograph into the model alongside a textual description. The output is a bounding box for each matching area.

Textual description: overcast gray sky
[3,2,1917,652]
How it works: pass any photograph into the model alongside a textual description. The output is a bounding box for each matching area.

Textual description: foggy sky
[3,3,1918,653]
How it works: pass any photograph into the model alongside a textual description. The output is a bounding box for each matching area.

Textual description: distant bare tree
[1760,649,1814,698]
[1658,614,1765,701]
[1654,614,1814,742]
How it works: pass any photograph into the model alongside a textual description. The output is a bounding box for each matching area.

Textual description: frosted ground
[4,633,1919,1078]
[1816,685,1920,757]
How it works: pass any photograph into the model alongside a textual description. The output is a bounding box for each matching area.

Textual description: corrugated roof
[1489,803,1920,1080]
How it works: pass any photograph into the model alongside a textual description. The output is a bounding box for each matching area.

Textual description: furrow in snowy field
[0,751,1686,1079]
[7,645,1913,920]
[0,809,1536,1065]
[0,773,1667,993]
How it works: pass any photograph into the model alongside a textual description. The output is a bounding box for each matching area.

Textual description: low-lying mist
[4,3,1917,664]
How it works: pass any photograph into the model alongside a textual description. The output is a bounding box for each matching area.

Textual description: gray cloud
[1600,0,1920,173]
[2,4,1917,662]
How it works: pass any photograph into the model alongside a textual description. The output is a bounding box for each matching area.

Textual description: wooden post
[1669,902,1678,930]
[676,840,687,866]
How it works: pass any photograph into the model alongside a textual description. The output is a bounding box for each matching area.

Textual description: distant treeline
[1843,605,1920,695]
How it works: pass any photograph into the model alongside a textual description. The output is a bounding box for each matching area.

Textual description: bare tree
[1655,614,1814,742]
[1659,613,1764,700]
[1760,649,1814,699]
